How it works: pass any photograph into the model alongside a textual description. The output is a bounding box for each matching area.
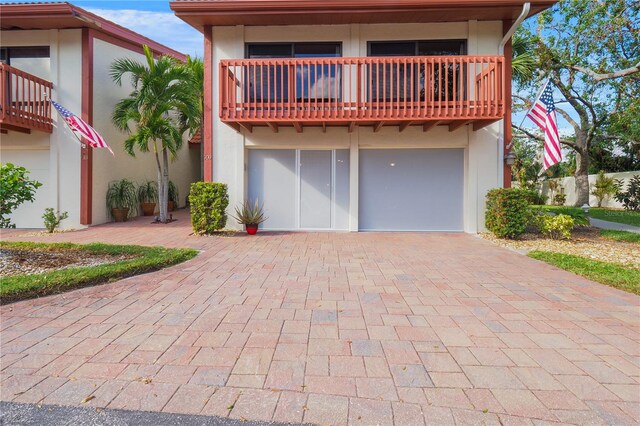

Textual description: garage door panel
[359,149,463,231]
[248,149,297,230]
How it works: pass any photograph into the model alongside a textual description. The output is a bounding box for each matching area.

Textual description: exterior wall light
[505,151,516,166]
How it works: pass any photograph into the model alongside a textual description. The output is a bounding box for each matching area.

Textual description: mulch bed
[481,227,640,269]
[0,247,136,278]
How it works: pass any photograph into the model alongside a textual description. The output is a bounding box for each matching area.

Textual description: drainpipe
[499,2,530,55]
[497,2,530,187]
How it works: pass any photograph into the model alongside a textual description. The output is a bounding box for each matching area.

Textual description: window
[245,43,342,102]
[0,46,50,65]
[0,46,51,84]
[368,40,466,102]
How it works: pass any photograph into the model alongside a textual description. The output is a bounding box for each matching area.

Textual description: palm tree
[179,56,204,138]
[512,32,537,86]
[110,45,197,223]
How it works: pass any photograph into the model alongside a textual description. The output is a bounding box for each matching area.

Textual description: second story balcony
[220,55,504,133]
[0,63,53,134]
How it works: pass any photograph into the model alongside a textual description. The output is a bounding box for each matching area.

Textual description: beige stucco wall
[0,29,83,229]
[209,21,504,232]
[540,170,640,209]
[91,39,200,225]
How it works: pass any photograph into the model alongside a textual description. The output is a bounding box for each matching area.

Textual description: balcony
[220,55,504,133]
[0,63,53,134]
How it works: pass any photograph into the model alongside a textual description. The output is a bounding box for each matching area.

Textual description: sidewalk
[590,218,640,233]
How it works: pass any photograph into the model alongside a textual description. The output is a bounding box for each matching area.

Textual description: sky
[4,0,204,57]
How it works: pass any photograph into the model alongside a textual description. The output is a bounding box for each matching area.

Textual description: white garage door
[248,149,350,230]
[1,149,51,228]
[359,149,464,231]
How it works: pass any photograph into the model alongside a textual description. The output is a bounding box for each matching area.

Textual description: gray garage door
[359,149,464,231]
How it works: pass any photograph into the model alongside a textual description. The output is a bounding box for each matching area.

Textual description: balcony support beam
[238,122,253,133]
[293,122,303,133]
[0,124,31,134]
[322,122,327,133]
[373,121,384,133]
[399,121,413,132]
[267,122,278,133]
[423,121,440,132]
[348,122,357,133]
[449,120,472,132]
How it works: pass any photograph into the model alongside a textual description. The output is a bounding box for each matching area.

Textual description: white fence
[539,170,640,208]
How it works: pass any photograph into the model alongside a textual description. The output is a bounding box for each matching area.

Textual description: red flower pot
[246,224,259,235]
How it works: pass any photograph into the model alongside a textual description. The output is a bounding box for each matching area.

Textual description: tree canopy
[512,0,639,204]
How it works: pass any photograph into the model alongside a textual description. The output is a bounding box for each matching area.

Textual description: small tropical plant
[591,171,620,208]
[232,200,267,226]
[0,163,42,228]
[106,179,137,217]
[553,193,567,206]
[137,180,158,203]
[615,176,640,211]
[42,208,69,233]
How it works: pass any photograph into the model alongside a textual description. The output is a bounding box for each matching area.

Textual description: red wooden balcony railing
[219,55,504,132]
[0,63,53,134]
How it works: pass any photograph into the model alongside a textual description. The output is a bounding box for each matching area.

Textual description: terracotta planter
[246,224,259,235]
[168,200,176,212]
[112,208,129,222]
[141,202,156,216]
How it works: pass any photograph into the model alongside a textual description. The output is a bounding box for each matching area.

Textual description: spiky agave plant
[231,199,267,225]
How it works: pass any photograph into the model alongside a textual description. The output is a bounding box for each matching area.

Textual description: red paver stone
[1,212,638,424]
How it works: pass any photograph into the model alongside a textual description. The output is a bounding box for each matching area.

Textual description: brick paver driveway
[1,211,638,425]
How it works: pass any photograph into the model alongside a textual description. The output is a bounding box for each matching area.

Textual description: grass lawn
[600,230,640,243]
[0,241,198,304]
[528,250,640,295]
[540,205,640,227]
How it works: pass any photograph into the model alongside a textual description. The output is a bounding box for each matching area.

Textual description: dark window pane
[247,44,292,58]
[294,43,341,58]
[418,40,466,56]
[369,42,415,56]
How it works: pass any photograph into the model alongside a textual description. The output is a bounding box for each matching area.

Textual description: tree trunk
[154,149,164,221]
[159,148,170,222]
[574,149,590,207]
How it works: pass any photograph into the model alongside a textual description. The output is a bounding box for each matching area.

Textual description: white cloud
[87,8,203,58]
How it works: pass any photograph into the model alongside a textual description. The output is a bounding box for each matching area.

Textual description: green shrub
[42,208,69,233]
[521,188,547,205]
[1,163,42,228]
[535,214,575,240]
[189,182,229,234]
[615,176,640,211]
[485,188,531,239]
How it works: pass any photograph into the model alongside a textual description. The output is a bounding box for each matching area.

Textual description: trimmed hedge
[189,182,229,234]
[485,188,531,239]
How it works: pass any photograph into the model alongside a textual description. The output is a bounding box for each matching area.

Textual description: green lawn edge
[599,230,640,243]
[528,250,640,295]
[539,206,640,227]
[0,241,199,305]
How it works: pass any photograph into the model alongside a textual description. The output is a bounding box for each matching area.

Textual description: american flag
[51,99,114,156]
[526,82,561,170]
